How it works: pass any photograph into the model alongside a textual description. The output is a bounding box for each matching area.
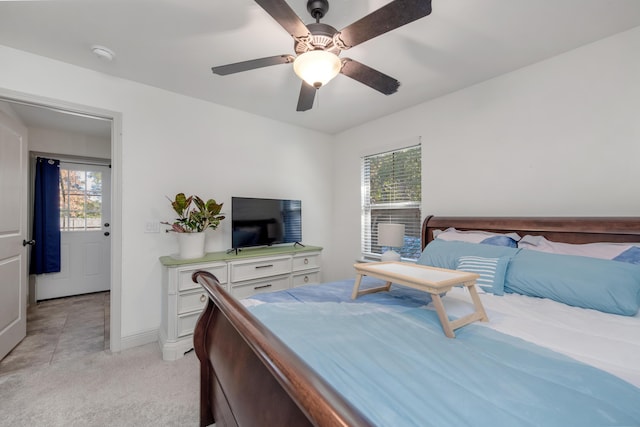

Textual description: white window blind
[361,144,422,260]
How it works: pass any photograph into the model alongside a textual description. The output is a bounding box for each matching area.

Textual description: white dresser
[159,245,322,361]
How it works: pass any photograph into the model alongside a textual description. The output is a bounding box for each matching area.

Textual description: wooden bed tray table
[352,262,487,338]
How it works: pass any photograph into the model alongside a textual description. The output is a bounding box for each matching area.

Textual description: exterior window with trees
[59,166,103,231]
[361,144,421,260]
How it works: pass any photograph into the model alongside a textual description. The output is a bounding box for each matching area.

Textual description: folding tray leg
[351,274,392,299]
[430,293,455,338]
[466,282,489,322]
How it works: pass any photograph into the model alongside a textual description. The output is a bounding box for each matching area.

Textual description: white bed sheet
[441,287,640,387]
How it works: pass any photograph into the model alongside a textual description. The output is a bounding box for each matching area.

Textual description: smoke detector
[91,45,115,61]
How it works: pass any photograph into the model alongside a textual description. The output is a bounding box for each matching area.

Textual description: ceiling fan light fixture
[293,50,341,88]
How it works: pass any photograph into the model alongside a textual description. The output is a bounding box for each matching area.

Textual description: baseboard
[158,328,194,361]
[119,328,159,351]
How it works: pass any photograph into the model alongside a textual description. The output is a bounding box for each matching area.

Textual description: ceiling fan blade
[337,0,432,49]
[212,55,294,75]
[340,58,400,95]
[296,81,316,111]
[254,0,311,39]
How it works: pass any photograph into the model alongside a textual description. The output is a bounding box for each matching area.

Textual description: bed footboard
[192,270,373,427]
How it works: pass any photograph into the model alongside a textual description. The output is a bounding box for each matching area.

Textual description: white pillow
[434,228,520,247]
[518,235,640,264]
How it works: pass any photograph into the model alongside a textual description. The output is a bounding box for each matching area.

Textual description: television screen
[232,197,302,249]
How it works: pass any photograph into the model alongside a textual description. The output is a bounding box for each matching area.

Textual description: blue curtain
[30,157,61,274]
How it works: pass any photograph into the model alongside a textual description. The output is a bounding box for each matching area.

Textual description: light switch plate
[145,220,160,233]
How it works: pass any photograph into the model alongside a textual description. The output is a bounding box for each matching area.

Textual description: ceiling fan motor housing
[295,22,341,55]
[307,0,329,20]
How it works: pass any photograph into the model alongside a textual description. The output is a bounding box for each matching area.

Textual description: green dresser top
[160,245,322,267]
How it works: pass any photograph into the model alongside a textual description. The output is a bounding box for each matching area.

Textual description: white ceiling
[1,0,640,135]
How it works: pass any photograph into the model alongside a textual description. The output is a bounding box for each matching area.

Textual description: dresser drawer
[230,256,291,283]
[292,270,321,287]
[178,263,227,292]
[292,252,321,271]
[176,311,201,337]
[231,275,290,299]
[178,288,208,315]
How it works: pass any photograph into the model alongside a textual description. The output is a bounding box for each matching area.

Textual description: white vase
[177,232,206,259]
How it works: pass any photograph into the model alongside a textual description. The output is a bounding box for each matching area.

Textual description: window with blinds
[361,144,421,260]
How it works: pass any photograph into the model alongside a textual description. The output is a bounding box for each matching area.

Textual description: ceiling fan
[211,0,433,111]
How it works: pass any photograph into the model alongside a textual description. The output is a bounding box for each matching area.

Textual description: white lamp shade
[293,51,342,88]
[378,223,405,248]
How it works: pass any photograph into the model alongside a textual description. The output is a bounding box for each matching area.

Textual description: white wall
[28,127,110,159]
[0,101,24,124]
[328,27,640,281]
[0,45,334,345]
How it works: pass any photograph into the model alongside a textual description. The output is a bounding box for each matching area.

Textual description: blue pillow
[481,235,519,248]
[505,250,640,316]
[456,255,511,296]
[417,239,520,270]
[614,246,640,264]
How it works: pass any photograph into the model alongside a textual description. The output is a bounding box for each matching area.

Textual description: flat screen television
[231,197,302,249]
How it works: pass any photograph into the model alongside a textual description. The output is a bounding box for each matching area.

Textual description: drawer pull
[304,258,309,265]
[255,264,274,269]
[304,275,309,283]
[200,294,206,303]
[254,284,272,290]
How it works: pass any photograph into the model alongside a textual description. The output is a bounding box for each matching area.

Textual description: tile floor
[0,291,110,376]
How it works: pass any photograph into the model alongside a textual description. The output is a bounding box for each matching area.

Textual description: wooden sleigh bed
[192,216,640,427]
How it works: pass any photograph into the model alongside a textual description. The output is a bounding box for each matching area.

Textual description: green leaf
[165,193,225,232]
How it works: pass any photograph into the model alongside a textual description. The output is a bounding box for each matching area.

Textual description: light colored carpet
[0,343,201,426]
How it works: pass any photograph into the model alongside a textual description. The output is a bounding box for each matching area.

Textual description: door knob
[104,232,110,236]
[23,239,36,246]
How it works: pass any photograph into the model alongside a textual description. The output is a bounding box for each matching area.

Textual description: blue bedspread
[246,280,640,427]
[249,276,431,306]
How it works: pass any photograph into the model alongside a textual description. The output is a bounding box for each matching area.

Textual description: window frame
[361,143,422,261]
[59,163,104,232]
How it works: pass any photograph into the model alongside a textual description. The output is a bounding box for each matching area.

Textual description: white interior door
[0,110,28,361]
[35,162,111,300]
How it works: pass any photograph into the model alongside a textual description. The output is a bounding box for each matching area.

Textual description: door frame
[0,87,123,353]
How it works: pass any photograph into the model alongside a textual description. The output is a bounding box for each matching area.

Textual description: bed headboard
[421,215,640,250]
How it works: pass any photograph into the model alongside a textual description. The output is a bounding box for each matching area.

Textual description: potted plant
[163,193,225,259]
